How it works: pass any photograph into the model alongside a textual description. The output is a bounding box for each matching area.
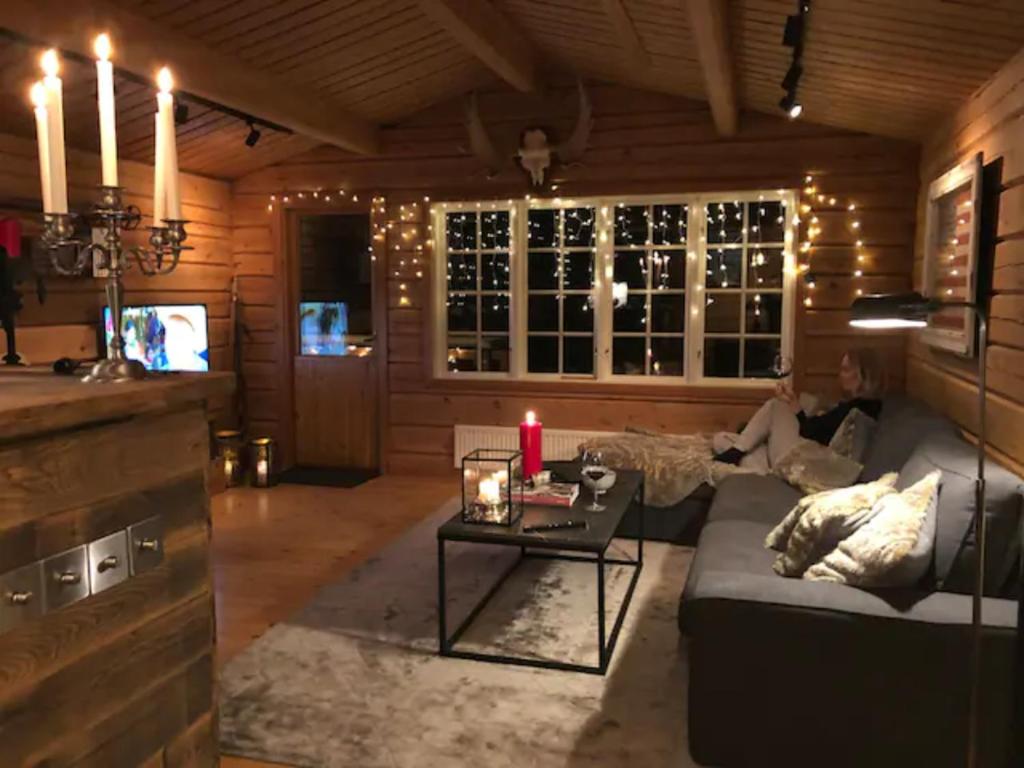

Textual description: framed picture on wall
[921,152,983,357]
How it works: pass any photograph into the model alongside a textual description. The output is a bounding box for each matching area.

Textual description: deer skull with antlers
[465,81,593,187]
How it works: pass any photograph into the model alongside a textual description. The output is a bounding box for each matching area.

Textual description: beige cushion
[805,470,942,587]
[766,473,899,577]
[772,438,864,495]
[828,408,877,463]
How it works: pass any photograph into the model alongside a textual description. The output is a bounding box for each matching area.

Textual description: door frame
[275,199,389,471]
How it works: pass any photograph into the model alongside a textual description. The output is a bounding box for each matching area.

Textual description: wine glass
[772,352,793,379]
[581,450,614,512]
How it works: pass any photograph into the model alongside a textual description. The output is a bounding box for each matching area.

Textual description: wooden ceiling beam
[0,0,380,154]
[684,0,738,136]
[417,0,540,92]
[601,0,651,70]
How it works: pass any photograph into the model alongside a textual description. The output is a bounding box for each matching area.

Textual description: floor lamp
[850,291,991,767]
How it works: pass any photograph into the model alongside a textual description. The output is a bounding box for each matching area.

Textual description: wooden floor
[211,473,456,768]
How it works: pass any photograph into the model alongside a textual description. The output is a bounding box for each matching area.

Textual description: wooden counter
[0,369,233,767]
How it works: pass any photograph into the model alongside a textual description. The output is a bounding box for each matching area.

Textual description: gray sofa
[678,396,1022,767]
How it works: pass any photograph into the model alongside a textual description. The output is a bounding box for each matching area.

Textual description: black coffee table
[437,466,644,675]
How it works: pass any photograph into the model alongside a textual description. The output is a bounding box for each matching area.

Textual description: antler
[555,80,593,163]
[465,92,507,178]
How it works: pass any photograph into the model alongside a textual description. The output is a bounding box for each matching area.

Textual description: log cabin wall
[230,83,919,474]
[0,132,235,422]
[908,49,1024,472]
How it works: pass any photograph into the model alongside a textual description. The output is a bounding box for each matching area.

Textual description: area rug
[219,498,697,768]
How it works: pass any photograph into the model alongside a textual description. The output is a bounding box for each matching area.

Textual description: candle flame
[94,33,112,61]
[525,410,536,425]
[29,82,47,108]
[156,66,173,93]
[41,49,60,78]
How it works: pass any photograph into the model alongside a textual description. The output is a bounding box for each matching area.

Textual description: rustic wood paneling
[908,48,1024,468]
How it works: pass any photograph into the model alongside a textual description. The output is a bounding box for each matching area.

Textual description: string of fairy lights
[798,173,866,307]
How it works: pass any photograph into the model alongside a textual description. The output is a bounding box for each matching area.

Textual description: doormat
[278,466,379,488]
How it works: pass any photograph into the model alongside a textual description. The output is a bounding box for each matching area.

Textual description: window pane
[528,295,559,332]
[706,248,742,288]
[651,294,686,333]
[447,253,476,290]
[446,212,477,250]
[614,205,647,246]
[746,293,783,335]
[563,252,594,290]
[744,338,781,378]
[481,252,510,291]
[707,202,744,245]
[748,201,785,244]
[481,336,510,372]
[447,336,477,372]
[563,295,593,332]
[653,251,685,290]
[613,337,646,375]
[614,294,646,333]
[480,210,510,249]
[563,208,595,247]
[652,204,687,245]
[704,338,740,377]
[528,336,558,373]
[563,336,594,374]
[482,294,510,332]
[447,294,476,332]
[747,247,784,289]
[528,210,559,248]
[614,250,647,289]
[705,293,741,333]
[651,337,684,376]
[528,251,559,290]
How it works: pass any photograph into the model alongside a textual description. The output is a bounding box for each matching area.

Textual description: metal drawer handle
[56,571,81,586]
[7,591,32,606]
[98,555,119,573]
[137,538,159,553]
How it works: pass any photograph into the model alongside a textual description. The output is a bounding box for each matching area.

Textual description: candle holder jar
[249,437,276,488]
[215,429,243,488]
[461,448,524,526]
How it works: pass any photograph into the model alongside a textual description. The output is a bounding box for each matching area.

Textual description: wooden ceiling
[0,0,1021,181]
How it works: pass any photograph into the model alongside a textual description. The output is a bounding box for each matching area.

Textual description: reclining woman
[712,348,885,471]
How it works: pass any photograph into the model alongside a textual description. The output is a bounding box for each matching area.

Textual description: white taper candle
[94,34,118,187]
[41,49,68,214]
[153,110,166,225]
[30,83,53,213]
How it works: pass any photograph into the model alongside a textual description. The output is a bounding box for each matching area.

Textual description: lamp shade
[849,292,941,329]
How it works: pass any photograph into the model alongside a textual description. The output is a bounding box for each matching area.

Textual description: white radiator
[452,424,615,468]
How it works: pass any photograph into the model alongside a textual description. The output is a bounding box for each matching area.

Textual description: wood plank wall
[908,48,1024,472]
[230,83,919,473]
[0,133,235,423]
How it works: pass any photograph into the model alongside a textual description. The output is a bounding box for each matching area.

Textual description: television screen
[299,301,349,355]
[103,304,210,372]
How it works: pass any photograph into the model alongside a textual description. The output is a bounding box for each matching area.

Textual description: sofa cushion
[898,434,1023,597]
[706,473,801,527]
[860,396,958,481]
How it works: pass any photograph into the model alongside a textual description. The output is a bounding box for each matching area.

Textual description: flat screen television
[102,304,210,372]
[299,301,349,355]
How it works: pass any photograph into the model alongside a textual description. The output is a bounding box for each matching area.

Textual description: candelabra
[42,186,189,382]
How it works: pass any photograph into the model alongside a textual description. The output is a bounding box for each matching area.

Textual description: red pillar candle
[520,410,543,479]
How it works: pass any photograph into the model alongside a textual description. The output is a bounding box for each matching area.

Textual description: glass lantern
[461,448,524,526]
[215,429,243,488]
[249,437,276,488]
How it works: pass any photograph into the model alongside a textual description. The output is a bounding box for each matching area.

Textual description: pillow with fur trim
[805,470,941,587]
[769,473,898,577]
[772,438,864,495]
[828,408,877,463]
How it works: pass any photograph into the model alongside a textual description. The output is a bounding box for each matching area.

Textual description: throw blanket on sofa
[578,432,751,507]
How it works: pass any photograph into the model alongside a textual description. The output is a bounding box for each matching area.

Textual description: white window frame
[432,190,797,387]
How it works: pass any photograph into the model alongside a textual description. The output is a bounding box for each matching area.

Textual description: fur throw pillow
[828,408,877,463]
[772,438,864,495]
[805,470,942,587]
[766,473,899,577]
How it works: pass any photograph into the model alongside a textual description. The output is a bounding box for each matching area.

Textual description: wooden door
[294,354,379,468]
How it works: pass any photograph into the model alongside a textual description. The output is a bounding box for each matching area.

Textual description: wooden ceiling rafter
[684,0,739,136]
[417,0,541,92]
[601,0,653,70]
[0,0,381,154]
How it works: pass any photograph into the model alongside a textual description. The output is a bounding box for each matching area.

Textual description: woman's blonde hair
[844,347,886,398]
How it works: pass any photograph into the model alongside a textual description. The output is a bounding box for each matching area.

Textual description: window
[433,191,796,385]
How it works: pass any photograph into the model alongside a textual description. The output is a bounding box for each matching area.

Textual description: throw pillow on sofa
[804,470,941,587]
[766,473,899,577]
[772,438,864,495]
[828,408,877,463]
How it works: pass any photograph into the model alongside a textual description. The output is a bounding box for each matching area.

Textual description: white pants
[713,398,802,471]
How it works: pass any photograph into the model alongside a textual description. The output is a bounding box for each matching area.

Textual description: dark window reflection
[481,253,510,291]
[563,295,593,333]
[614,294,646,333]
[747,201,785,244]
[706,248,742,288]
[745,293,782,335]
[705,293,741,334]
[563,252,593,290]
[447,295,477,332]
[613,337,646,375]
[705,338,740,377]
[614,250,647,289]
[446,212,477,250]
[651,337,684,376]
[447,253,476,290]
[744,338,780,378]
[447,336,476,372]
[480,210,510,249]
[653,251,685,290]
[651,294,686,333]
[563,336,594,374]
[747,247,784,289]
[528,336,558,373]
[563,208,595,247]
[614,205,647,246]
[528,295,559,332]
[481,336,510,372]
[528,210,559,248]
[482,294,510,332]
[652,204,687,245]
[529,252,559,290]
[706,202,744,245]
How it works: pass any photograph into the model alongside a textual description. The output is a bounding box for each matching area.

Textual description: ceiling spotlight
[782,61,802,91]
[245,120,261,148]
[779,92,802,119]
[174,102,189,125]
